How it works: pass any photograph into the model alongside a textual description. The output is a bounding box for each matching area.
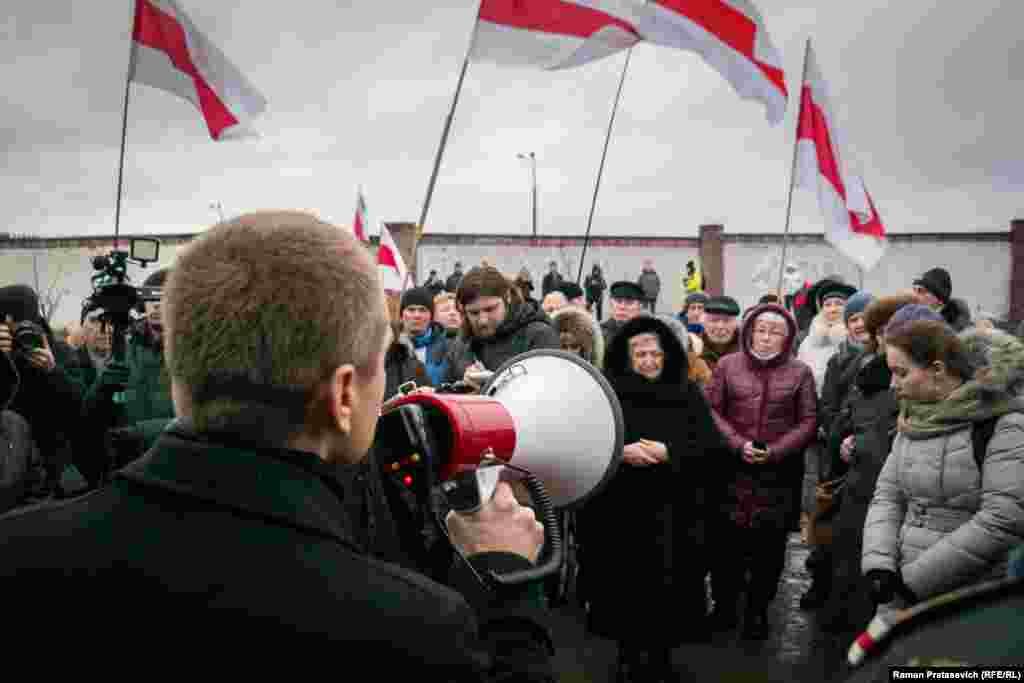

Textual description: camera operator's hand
[0,315,12,355]
[446,481,545,564]
[96,361,131,395]
[26,333,56,373]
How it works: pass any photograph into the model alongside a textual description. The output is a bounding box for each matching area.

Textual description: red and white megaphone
[380,349,624,510]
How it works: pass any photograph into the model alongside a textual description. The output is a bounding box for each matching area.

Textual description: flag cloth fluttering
[378,224,410,294]
[130,0,268,140]
[471,0,642,70]
[471,0,787,124]
[794,43,887,271]
[353,189,369,243]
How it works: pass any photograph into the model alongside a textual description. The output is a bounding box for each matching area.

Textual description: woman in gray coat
[862,318,1024,614]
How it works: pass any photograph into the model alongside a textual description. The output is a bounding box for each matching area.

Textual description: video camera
[80,238,162,360]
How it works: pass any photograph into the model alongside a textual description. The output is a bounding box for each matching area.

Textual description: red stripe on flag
[479,0,640,39]
[353,195,367,242]
[378,245,400,270]
[852,185,886,239]
[654,0,786,96]
[132,0,239,139]
[797,84,848,205]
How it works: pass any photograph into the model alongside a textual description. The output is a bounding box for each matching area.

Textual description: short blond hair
[164,210,388,442]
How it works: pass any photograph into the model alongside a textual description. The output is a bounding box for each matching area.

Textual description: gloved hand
[866,569,917,605]
[97,362,131,395]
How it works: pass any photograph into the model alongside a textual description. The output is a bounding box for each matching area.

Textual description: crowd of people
[1,216,1023,679]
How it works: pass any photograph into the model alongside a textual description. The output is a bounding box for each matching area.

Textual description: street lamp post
[209,201,225,222]
[517,152,537,238]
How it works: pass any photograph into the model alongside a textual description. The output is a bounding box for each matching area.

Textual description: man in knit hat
[0,284,83,497]
[911,267,972,332]
[399,286,450,387]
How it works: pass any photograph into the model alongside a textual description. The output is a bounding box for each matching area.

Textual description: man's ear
[326,364,357,435]
[931,360,948,378]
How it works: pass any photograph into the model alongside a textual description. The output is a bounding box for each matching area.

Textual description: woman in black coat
[579,316,726,682]
[817,297,906,635]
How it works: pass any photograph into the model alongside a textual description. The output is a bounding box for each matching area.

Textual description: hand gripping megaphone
[376,349,624,585]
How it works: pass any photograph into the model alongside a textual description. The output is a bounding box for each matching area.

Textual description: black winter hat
[913,268,952,304]
[0,285,40,323]
[400,287,434,315]
[705,295,740,317]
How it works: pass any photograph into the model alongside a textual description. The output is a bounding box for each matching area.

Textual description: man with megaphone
[0,212,556,680]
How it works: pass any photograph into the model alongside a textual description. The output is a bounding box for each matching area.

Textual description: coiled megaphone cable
[437,461,563,592]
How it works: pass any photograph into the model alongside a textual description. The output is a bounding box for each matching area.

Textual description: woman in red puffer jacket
[704,303,818,640]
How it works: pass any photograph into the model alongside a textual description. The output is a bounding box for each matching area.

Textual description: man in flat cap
[601,281,645,346]
[700,296,742,372]
[558,282,586,309]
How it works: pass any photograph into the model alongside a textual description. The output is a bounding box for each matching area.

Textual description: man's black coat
[0,423,554,679]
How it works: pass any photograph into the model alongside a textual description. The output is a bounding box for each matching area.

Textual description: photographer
[78,268,175,485]
[0,212,555,678]
[0,285,83,496]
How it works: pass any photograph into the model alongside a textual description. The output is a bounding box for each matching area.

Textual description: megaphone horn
[383,349,624,509]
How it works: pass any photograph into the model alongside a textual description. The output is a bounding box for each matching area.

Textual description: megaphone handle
[487,474,563,587]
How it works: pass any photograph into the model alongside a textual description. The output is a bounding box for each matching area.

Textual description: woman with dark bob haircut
[862,318,1024,618]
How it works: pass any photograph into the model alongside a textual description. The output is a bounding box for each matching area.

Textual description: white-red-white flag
[378,224,409,294]
[632,0,787,125]
[795,43,887,271]
[471,0,786,125]
[471,0,642,70]
[353,188,369,243]
[130,0,267,140]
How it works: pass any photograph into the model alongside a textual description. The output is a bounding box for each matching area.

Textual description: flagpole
[113,66,133,250]
[417,20,477,238]
[776,37,812,298]
[576,46,634,286]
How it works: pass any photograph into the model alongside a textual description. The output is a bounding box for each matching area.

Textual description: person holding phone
[704,303,818,639]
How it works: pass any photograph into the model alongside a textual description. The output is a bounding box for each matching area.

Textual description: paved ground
[548,532,858,682]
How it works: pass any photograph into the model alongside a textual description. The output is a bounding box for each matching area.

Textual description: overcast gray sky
[2,1,1021,239]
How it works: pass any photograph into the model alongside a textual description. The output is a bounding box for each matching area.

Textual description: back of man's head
[164,211,388,445]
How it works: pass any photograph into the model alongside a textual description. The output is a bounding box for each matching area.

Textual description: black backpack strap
[971,416,1001,471]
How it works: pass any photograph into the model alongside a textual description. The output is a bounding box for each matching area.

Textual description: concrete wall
[0,227,1015,328]
[415,235,699,313]
[722,233,1012,318]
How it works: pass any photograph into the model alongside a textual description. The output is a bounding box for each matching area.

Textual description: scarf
[899,380,1024,438]
[809,313,847,348]
[412,326,434,349]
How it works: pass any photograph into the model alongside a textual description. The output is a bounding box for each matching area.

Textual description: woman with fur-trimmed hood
[797,281,857,397]
[578,315,727,680]
[550,305,604,368]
